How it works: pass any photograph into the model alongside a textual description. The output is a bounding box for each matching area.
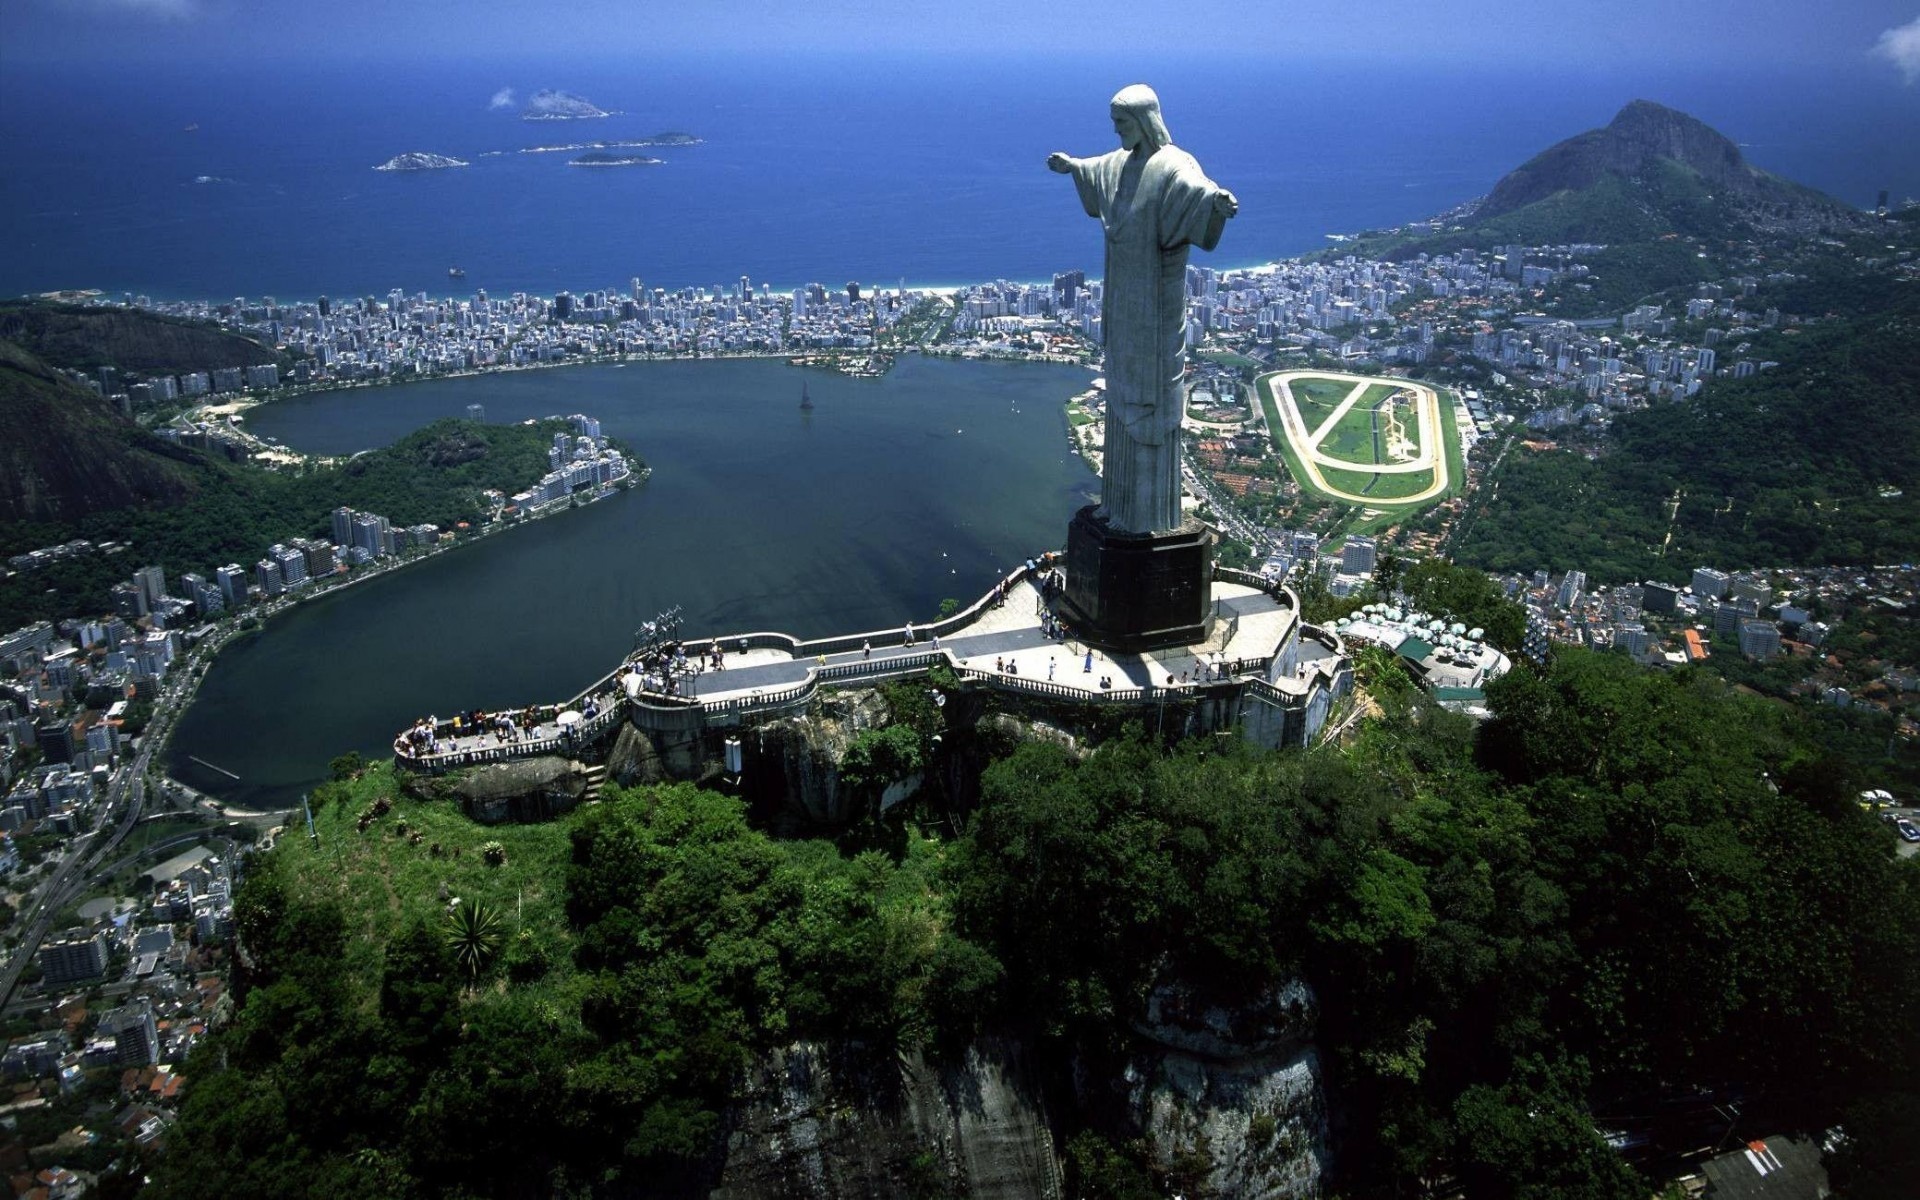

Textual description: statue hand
[1047,152,1074,174]
[1214,189,1239,218]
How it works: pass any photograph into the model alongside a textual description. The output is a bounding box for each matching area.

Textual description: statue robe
[1068,143,1229,534]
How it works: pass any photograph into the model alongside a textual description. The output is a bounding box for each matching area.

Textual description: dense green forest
[1455,278,1920,584]
[143,651,1920,1198]
[0,300,281,375]
[1327,166,1735,269]
[0,418,618,629]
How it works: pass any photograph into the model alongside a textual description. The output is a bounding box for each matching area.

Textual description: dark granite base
[1058,505,1214,652]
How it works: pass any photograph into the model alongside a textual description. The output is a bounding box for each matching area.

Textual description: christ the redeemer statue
[1049,84,1237,534]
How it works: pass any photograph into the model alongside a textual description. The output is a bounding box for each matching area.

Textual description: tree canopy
[149,647,1920,1197]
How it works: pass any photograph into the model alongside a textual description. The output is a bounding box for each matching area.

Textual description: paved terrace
[397,564,1340,770]
[660,578,1299,706]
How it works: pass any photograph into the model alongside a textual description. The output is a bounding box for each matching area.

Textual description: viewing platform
[393,559,1351,774]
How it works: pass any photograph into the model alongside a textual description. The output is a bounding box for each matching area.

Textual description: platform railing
[395,555,1328,772]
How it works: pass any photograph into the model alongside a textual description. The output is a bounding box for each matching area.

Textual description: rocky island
[522,88,611,120]
[520,134,703,154]
[567,151,663,168]
[374,151,470,172]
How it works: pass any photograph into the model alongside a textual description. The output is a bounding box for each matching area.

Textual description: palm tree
[445,899,505,983]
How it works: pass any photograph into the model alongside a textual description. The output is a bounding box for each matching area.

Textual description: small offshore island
[374,151,469,172]
[521,88,611,120]
[521,134,703,154]
[568,152,662,168]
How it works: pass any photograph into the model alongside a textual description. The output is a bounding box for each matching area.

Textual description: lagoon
[166,355,1097,807]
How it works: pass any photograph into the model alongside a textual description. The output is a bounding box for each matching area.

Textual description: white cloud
[488,87,517,111]
[1874,14,1920,83]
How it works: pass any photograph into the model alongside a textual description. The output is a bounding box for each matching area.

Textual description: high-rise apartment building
[134,565,167,608]
[215,564,247,607]
[1691,567,1730,600]
[38,932,109,986]
[1738,620,1781,661]
[1341,535,1376,577]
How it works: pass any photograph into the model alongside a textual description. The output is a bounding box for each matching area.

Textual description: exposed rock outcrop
[749,690,891,824]
[403,755,591,824]
[1110,980,1327,1199]
[713,1039,1063,1199]
[605,721,668,787]
[976,711,1081,756]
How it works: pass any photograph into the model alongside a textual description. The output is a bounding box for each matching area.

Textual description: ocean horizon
[4,53,1915,305]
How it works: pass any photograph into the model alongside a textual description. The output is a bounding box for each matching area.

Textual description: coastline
[208,340,1096,426]
[153,355,1098,806]
[137,458,645,796]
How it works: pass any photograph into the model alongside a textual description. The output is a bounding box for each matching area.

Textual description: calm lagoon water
[166,355,1097,807]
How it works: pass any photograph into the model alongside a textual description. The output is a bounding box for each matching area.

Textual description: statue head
[1109,84,1172,153]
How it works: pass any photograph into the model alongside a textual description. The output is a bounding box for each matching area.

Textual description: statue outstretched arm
[1050,151,1109,219]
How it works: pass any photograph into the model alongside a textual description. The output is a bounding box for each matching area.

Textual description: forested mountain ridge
[0,298,284,526]
[1474,99,1855,234]
[0,299,281,375]
[0,338,201,524]
[0,417,606,629]
[1316,101,1866,311]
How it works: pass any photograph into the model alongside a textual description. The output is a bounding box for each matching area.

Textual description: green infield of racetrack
[1286,375,1356,430]
[1257,372,1465,513]
[1318,383,1405,463]
[1320,465,1435,500]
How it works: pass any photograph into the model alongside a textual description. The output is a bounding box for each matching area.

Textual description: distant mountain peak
[1602,99,1748,175]
[1476,99,1764,222]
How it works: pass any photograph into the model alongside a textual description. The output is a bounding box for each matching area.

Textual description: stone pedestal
[1059,505,1214,652]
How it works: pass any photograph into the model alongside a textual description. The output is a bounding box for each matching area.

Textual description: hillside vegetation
[1318,101,1860,310]
[1455,276,1920,583]
[0,340,201,525]
[146,652,1920,1198]
[0,299,280,375]
[0,418,601,629]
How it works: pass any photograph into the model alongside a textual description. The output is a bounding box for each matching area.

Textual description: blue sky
[6,0,1920,73]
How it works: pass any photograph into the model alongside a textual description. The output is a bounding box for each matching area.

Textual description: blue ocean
[3,53,1914,302]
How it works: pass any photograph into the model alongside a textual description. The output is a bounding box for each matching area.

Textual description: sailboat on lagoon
[800,381,814,412]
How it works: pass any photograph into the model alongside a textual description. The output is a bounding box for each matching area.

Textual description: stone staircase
[579,763,615,802]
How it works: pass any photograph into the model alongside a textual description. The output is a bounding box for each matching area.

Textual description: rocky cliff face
[1115,980,1327,1199]
[746,690,891,824]
[401,755,592,824]
[712,1039,1064,1199]
[710,984,1327,1200]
